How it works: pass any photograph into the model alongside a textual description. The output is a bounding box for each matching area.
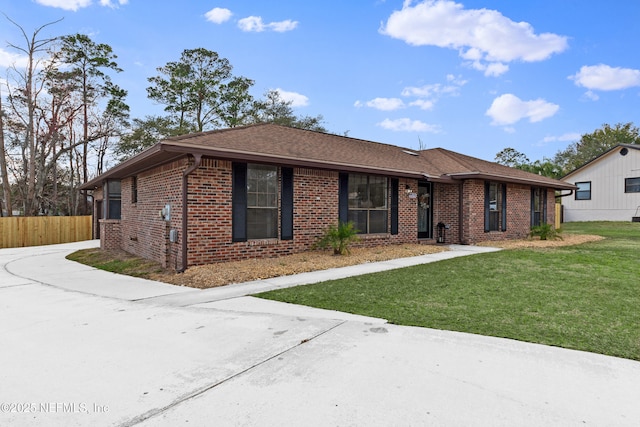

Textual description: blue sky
[1,0,639,163]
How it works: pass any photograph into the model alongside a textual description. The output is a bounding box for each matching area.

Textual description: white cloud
[570,64,640,91]
[486,94,559,126]
[377,118,441,133]
[402,77,467,98]
[356,97,405,111]
[0,48,29,68]
[35,0,91,10]
[269,20,298,32]
[205,7,233,24]
[100,0,128,7]
[238,16,298,32]
[467,58,509,77]
[35,0,127,10]
[400,74,467,109]
[409,99,435,110]
[380,0,568,77]
[275,88,309,107]
[238,16,263,32]
[542,133,580,143]
[358,75,467,114]
[582,91,599,101]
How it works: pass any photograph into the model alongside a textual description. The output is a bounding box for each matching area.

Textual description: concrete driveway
[1,241,639,426]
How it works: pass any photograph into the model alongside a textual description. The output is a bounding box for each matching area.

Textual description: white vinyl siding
[562,147,640,221]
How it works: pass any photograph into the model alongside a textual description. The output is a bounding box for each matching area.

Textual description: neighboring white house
[562,144,640,222]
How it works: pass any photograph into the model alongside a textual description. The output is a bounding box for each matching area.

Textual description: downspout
[554,190,574,227]
[458,181,464,244]
[179,153,202,273]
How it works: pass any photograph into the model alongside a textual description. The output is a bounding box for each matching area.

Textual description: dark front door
[417,182,432,239]
[96,200,103,239]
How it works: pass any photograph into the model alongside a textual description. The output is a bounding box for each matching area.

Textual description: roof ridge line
[165,123,269,142]
[436,147,479,171]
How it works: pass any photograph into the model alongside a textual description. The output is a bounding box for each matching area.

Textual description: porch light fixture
[405,184,411,193]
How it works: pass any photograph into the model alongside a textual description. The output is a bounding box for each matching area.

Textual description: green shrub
[314,221,360,255]
[529,223,563,241]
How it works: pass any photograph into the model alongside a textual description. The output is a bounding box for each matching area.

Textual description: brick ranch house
[81,124,575,271]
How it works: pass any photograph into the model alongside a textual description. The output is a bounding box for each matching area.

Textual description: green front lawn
[258,222,640,360]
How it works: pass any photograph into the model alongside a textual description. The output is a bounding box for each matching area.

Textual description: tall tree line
[495,122,640,179]
[0,20,324,217]
[0,19,128,216]
[116,48,325,161]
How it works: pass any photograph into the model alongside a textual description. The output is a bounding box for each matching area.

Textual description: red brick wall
[97,155,556,267]
[119,159,185,268]
[433,182,462,244]
[396,179,420,244]
[99,220,121,250]
[430,179,555,244]
[184,164,420,265]
[462,180,486,244]
[291,168,339,251]
[99,157,428,267]
[546,188,556,227]
[461,180,548,244]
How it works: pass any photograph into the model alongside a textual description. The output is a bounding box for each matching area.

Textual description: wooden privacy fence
[555,203,562,229]
[0,216,93,248]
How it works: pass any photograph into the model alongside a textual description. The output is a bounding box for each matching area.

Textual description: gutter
[446,171,577,191]
[179,153,202,273]
[422,173,455,184]
[555,190,574,199]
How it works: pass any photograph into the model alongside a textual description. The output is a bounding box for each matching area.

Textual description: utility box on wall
[160,204,171,221]
[169,229,178,243]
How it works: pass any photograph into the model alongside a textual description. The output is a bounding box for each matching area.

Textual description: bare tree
[0,85,12,216]
[3,19,129,216]
[4,16,61,215]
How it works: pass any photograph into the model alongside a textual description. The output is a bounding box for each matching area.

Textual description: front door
[95,200,103,239]
[417,182,432,239]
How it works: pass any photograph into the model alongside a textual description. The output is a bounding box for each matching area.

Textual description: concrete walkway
[4,240,500,321]
[2,240,640,426]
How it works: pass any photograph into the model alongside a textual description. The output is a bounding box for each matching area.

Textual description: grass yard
[66,248,166,278]
[258,222,640,360]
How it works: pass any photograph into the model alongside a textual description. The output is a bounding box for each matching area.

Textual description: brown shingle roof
[81,123,575,190]
[162,123,432,178]
[420,148,573,189]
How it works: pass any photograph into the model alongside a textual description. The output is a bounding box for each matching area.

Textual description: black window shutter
[530,188,536,228]
[542,188,547,224]
[232,162,247,242]
[103,181,108,219]
[281,167,294,240]
[484,181,490,232]
[501,184,507,232]
[390,178,399,235]
[338,172,349,224]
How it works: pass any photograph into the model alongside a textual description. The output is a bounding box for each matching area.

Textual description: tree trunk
[0,87,13,216]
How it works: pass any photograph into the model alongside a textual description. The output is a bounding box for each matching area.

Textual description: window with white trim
[247,164,278,239]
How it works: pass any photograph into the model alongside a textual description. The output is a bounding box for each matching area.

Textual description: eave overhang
[80,140,429,191]
[446,171,577,190]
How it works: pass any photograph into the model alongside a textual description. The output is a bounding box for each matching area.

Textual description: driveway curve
[1,241,639,426]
